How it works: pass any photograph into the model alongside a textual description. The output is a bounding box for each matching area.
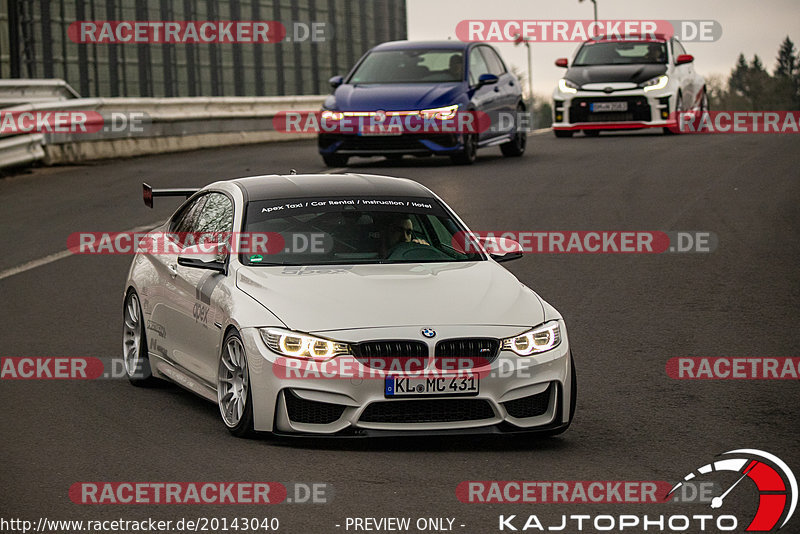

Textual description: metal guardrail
[0,94,327,170]
[0,79,80,108]
[0,134,45,168]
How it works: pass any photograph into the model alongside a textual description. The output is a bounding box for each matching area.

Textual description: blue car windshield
[349,50,464,83]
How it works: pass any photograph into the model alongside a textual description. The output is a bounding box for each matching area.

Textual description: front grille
[434,338,500,370]
[502,385,552,418]
[351,340,428,371]
[585,112,635,122]
[569,96,651,123]
[360,399,495,423]
[319,134,458,152]
[284,390,347,424]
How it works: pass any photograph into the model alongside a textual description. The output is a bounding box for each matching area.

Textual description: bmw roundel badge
[421,328,436,338]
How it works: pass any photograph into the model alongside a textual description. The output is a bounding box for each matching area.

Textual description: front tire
[664,92,684,135]
[553,129,573,138]
[450,133,477,165]
[700,87,709,114]
[217,330,256,438]
[122,289,159,387]
[500,105,527,157]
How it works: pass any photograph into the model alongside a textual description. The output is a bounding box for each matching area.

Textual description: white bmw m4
[123,173,576,437]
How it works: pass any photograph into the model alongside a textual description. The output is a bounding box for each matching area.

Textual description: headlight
[259,328,350,360]
[502,321,562,356]
[642,75,669,92]
[558,79,579,94]
[321,109,344,120]
[419,104,458,120]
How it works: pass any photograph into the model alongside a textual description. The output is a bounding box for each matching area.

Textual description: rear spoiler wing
[143,182,199,208]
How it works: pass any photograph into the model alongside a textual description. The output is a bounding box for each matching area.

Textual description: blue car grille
[319,134,459,152]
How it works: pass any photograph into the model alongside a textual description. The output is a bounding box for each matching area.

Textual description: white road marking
[0,222,161,281]
[0,250,74,281]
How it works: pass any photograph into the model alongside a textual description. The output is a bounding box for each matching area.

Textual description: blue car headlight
[419,104,459,120]
[321,110,344,120]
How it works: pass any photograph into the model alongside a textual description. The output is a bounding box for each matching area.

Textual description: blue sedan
[318,41,527,166]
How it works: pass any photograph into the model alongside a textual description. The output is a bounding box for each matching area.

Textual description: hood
[566,64,667,86]
[331,82,463,111]
[236,262,543,333]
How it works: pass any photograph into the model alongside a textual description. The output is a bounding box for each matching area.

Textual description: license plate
[385,375,479,397]
[591,101,628,112]
[360,124,403,136]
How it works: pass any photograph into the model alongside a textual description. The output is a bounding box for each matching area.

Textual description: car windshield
[348,49,464,83]
[240,196,483,266]
[573,41,667,66]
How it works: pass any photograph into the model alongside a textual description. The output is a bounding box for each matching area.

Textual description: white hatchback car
[552,35,707,136]
[123,173,575,437]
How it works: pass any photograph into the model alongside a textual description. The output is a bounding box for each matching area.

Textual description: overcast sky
[406,0,800,97]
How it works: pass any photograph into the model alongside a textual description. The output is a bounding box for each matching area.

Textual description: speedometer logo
[668,449,797,531]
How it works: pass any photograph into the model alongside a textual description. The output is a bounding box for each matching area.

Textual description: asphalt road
[1,131,799,533]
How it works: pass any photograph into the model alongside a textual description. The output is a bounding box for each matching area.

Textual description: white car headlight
[419,104,459,120]
[260,328,350,360]
[502,321,562,356]
[558,79,579,94]
[642,75,669,92]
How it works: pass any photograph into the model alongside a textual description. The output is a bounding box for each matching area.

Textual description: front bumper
[552,88,675,131]
[241,324,573,435]
[318,133,464,156]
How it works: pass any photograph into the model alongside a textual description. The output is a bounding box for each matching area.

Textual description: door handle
[168,264,178,278]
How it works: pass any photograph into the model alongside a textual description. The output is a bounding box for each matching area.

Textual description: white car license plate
[591,101,628,112]
[385,375,479,397]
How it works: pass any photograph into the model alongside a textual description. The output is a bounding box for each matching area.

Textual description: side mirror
[480,236,524,263]
[555,58,569,68]
[178,243,227,274]
[476,73,499,87]
[329,75,344,88]
[675,54,694,65]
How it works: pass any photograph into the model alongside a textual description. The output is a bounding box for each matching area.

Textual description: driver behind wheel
[381,215,429,257]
